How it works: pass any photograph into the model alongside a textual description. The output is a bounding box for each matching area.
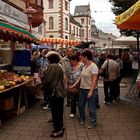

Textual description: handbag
[69,85,79,95]
[100,60,109,78]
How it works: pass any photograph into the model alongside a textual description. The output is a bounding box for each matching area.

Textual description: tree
[109,0,139,36]
[109,0,138,15]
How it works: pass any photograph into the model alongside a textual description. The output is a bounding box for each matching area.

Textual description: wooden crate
[0,97,14,111]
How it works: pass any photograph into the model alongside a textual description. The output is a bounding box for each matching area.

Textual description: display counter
[0,64,12,71]
[0,78,34,128]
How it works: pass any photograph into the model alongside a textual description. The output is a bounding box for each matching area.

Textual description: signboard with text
[0,0,28,24]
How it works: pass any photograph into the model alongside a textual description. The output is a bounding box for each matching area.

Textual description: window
[76,27,78,36]
[73,26,75,35]
[37,0,42,5]
[89,19,90,25]
[49,35,53,38]
[38,26,42,34]
[49,16,54,29]
[65,1,68,11]
[65,18,68,30]
[79,29,81,37]
[48,0,54,9]
[81,29,85,37]
[81,19,84,24]
[89,30,91,38]
[70,25,71,34]
[30,0,36,3]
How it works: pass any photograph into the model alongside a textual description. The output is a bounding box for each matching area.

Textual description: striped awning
[0,21,39,43]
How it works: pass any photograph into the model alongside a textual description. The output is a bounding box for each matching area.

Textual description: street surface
[0,77,140,140]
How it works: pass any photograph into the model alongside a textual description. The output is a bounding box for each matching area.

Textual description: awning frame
[0,21,39,43]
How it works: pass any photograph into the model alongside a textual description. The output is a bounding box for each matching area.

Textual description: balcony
[29,3,44,27]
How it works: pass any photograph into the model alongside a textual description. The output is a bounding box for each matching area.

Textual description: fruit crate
[0,97,14,110]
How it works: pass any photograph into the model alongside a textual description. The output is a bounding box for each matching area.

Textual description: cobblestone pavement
[0,77,140,140]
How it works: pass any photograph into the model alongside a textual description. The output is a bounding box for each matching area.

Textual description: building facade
[44,0,71,39]
[43,0,92,44]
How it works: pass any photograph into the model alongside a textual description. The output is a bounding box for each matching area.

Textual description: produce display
[0,71,30,90]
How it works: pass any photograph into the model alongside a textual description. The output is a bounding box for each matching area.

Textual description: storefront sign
[0,0,28,24]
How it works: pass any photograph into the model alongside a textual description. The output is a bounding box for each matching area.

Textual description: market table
[0,78,34,128]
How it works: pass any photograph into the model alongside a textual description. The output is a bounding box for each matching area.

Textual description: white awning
[113,36,137,45]
[105,45,129,49]
[0,14,30,30]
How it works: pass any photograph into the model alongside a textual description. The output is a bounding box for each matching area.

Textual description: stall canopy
[105,45,129,50]
[115,0,140,60]
[0,21,39,43]
[115,0,140,30]
[113,36,137,45]
[40,38,80,46]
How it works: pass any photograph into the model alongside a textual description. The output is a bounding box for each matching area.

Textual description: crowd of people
[30,47,132,138]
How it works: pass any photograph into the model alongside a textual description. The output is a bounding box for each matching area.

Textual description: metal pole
[137,30,139,68]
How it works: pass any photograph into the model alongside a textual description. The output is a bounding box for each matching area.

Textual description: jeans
[79,88,97,124]
[103,80,116,102]
[70,94,79,114]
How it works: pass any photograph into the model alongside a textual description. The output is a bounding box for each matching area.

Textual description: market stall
[113,36,137,45]
[0,20,39,127]
[0,71,35,127]
[40,37,80,49]
[115,0,140,98]
[0,21,39,74]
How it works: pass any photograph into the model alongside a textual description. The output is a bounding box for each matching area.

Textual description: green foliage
[109,0,139,35]
[109,0,138,15]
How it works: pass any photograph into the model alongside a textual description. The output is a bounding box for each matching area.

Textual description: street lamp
[23,6,37,33]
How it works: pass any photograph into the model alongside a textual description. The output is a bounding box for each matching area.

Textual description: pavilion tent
[113,36,137,45]
[105,45,129,49]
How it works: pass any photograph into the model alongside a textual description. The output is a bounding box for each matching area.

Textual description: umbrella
[115,0,140,60]
[115,0,140,30]
[115,1,140,96]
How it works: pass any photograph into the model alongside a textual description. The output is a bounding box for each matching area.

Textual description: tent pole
[137,30,139,68]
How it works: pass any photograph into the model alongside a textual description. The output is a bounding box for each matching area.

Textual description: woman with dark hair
[42,53,65,138]
[65,53,84,118]
[72,50,99,129]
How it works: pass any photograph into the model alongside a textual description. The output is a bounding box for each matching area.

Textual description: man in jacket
[101,54,120,104]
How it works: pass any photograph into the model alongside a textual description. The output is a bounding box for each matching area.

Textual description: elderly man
[61,47,75,107]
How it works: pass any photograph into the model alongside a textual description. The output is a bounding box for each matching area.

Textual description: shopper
[42,53,65,138]
[72,50,99,129]
[61,47,74,107]
[65,54,84,118]
[100,54,120,104]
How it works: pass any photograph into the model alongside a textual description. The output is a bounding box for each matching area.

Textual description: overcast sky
[70,0,120,37]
